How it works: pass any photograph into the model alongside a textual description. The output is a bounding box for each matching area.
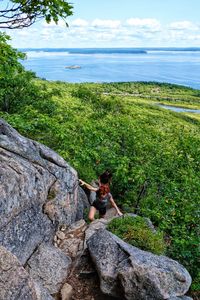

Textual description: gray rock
[89,180,99,204]
[169,296,193,300]
[0,206,54,264]
[0,118,81,264]
[56,220,87,258]
[76,186,90,221]
[105,207,119,219]
[26,243,72,295]
[84,211,125,249]
[65,219,87,235]
[33,281,54,300]
[0,246,37,300]
[84,218,109,249]
[89,190,96,204]
[59,237,84,258]
[87,229,192,300]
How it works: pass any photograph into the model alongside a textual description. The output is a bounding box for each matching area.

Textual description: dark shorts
[92,200,106,216]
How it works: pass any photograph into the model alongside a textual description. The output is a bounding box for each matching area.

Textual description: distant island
[19,47,200,54]
[65,65,81,69]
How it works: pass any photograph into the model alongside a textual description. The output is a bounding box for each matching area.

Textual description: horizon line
[18,46,200,50]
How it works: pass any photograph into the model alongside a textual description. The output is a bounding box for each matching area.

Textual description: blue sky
[2,0,200,48]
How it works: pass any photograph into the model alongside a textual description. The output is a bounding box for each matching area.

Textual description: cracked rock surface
[87,228,192,300]
[0,246,37,300]
[0,118,83,264]
[0,119,193,300]
[26,243,72,295]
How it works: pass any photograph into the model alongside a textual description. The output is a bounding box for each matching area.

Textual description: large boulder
[87,229,192,300]
[26,243,72,295]
[0,246,37,300]
[84,218,109,249]
[0,118,83,264]
[33,281,54,300]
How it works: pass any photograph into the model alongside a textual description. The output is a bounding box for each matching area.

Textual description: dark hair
[99,169,112,184]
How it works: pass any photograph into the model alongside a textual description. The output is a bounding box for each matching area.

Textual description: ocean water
[20,48,200,89]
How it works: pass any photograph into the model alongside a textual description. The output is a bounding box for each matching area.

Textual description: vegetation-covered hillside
[0,77,199,291]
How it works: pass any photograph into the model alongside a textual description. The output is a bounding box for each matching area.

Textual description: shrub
[108,215,166,255]
[0,33,57,115]
[72,85,100,104]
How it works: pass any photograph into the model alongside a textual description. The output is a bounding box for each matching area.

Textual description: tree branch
[0,0,73,29]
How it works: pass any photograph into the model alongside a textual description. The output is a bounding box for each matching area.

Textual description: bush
[108,215,166,255]
[0,33,57,115]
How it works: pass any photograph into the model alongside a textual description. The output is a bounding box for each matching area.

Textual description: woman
[79,170,123,221]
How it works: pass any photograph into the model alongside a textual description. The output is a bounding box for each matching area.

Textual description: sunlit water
[20,48,200,89]
[158,104,200,114]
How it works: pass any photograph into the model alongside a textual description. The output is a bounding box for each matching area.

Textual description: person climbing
[79,170,123,221]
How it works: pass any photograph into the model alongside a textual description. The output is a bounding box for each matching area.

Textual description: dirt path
[66,250,119,300]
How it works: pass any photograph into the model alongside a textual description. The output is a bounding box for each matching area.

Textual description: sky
[1,0,200,48]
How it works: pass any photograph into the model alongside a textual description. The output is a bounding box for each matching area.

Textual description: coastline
[20,48,200,89]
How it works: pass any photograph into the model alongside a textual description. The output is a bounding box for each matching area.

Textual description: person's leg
[88,206,97,222]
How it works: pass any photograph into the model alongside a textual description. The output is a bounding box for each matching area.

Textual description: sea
[19,48,200,89]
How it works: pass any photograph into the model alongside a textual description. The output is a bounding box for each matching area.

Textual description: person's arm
[110,196,123,216]
[79,179,99,192]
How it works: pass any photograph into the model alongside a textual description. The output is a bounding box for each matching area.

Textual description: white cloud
[71,18,89,27]
[41,28,51,36]
[16,30,29,37]
[186,34,200,41]
[91,19,121,28]
[42,19,66,28]
[8,17,200,48]
[126,18,161,32]
[169,21,198,31]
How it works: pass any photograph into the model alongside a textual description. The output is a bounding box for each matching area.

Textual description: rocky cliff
[0,119,193,300]
[0,118,86,264]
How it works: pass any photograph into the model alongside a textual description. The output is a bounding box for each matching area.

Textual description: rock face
[169,297,193,300]
[26,243,72,295]
[33,281,54,300]
[84,218,108,249]
[0,246,37,300]
[76,187,90,221]
[0,119,193,300]
[54,219,87,258]
[0,118,83,264]
[87,229,192,300]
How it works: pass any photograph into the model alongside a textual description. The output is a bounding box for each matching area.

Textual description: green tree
[0,0,73,29]
[0,32,56,114]
[0,32,25,74]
